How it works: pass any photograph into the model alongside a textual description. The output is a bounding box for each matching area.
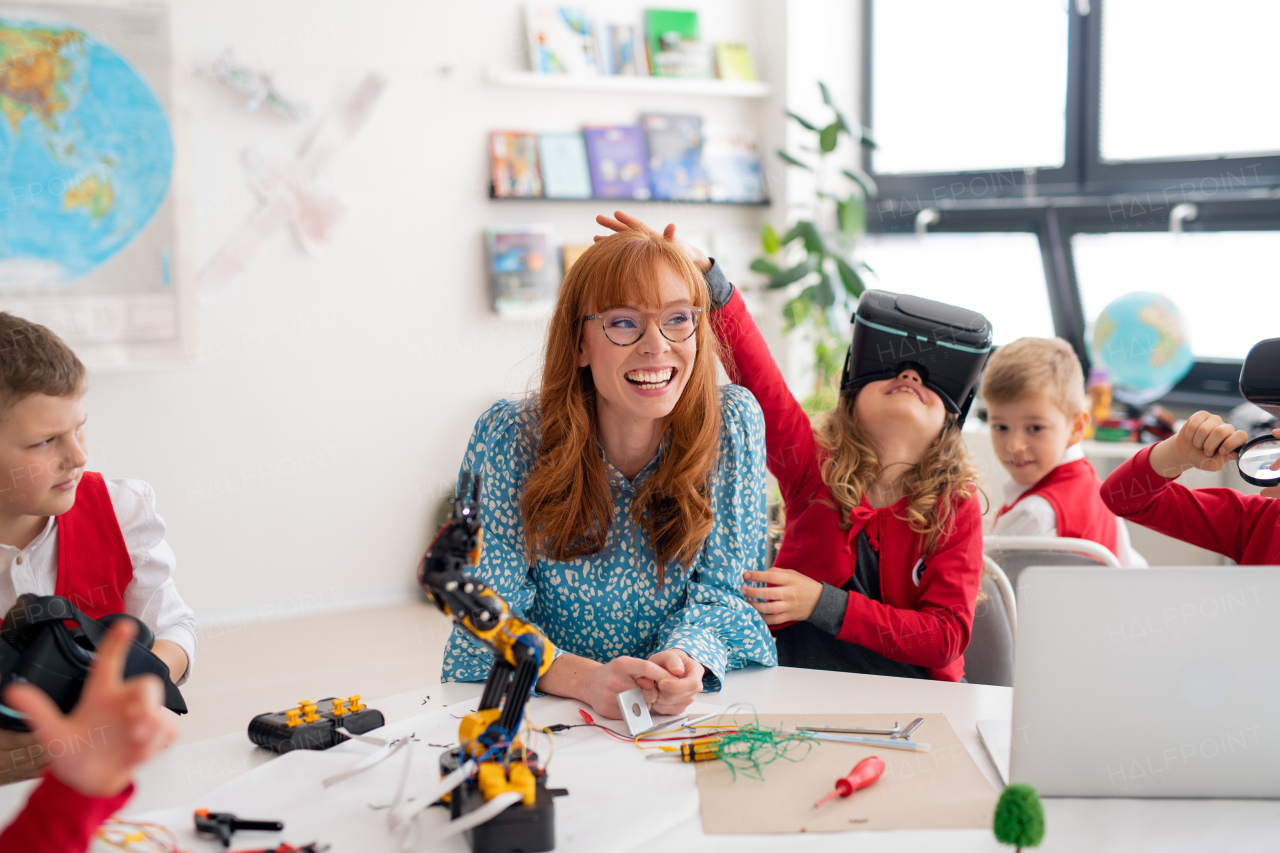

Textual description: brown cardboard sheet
[695,713,997,833]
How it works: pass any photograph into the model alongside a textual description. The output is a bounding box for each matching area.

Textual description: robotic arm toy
[418,472,559,853]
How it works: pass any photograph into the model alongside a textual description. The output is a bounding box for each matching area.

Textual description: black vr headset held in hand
[1235,337,1280,488]
[0,594,187,731]
[840,290,994,426]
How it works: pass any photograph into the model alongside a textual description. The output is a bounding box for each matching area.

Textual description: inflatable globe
[1090,292,1194,405]
[0,16,173,288]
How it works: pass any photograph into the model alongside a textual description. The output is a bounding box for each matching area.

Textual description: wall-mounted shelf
[489,185,770,206]
[485,68,772,99]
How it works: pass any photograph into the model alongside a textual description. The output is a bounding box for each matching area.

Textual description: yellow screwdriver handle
[680,740,720,762]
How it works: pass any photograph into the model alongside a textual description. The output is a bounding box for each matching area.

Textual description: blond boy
[981,337,1143,566]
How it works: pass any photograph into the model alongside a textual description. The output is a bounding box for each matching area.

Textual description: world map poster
[0,0,192,365]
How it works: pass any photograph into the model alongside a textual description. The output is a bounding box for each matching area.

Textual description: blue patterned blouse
[440,384,777,691]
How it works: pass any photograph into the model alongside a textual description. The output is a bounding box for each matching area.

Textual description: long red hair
[520,231,722,582]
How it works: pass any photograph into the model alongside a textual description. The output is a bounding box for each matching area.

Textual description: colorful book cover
[597,21,646,76]
[642,113,707,201]
[537,132,593,199]
[486,226,557,317]
[583,126,651,200]
[703,127,766,203]
[526,6,598,75]
[715,41,757,81]
[645,9,711,78]
[561,243,591,274]
[490,131,543,198]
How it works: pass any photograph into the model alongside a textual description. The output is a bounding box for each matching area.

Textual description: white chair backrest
[962,556,1018,686]
[983,535,1122,568]
[982,556,1017,633]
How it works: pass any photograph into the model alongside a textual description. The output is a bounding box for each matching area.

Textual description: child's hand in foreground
[2,620,178,798]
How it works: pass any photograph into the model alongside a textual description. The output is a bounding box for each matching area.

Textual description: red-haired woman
[441,231,776,719]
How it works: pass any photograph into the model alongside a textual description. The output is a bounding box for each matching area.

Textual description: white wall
[81,0,826,621]
[777,0,862,398]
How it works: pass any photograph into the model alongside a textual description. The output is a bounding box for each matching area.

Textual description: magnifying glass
[1237,435,1280,487]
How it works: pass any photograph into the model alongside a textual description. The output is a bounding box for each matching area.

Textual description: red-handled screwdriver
[813,755,886,808]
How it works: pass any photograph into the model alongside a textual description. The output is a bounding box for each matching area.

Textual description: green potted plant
[753,81,878,412]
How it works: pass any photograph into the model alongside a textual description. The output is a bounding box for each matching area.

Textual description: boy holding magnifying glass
[1101,414,1280,565]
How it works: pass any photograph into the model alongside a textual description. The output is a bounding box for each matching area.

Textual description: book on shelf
[583,125,651,200]
[490,131,543,198]
[561,243,591,274]
[644,9,712,78]
[486,225,557,318]
[526,5,598,75]
[642,113,707,201]
[714,41,757,81]
[597,21,647,76]
[703,126,766,203]
[538,132,593,199]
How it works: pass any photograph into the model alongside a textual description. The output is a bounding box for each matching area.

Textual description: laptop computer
[1007,566,1280,798]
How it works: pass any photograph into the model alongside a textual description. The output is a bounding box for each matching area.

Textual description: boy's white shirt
[993,442,1148,568]
[0,478,197,684]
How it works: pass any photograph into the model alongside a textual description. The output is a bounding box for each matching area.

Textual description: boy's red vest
[53,472,133,618]
[997,458,1120,557]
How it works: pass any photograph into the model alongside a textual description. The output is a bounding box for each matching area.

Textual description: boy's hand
[2,620,178,798]
[741,568,823,626]
[1148,411,1249,478]
[645,649,705,716]
[595,211,713,275]
[151,639,188,685]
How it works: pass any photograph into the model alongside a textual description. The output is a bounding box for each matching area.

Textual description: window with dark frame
[860,0,1280,411]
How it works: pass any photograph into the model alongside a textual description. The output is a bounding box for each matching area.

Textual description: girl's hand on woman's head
[594,211,713,275]
[581,656,669,720]
[646,649,705,716]
[741,568,823,626]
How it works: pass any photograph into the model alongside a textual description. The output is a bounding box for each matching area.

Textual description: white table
[1,667,1276,851]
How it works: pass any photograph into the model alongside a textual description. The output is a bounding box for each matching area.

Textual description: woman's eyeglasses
[584,306,702,346]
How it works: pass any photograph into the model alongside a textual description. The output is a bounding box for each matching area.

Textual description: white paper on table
[118,696,722,853]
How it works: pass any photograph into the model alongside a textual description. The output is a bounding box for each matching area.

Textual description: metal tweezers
[799,723,901,736]
[798,718,925,740]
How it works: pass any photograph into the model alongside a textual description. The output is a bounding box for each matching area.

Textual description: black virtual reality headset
[1240,338,1280,418]
[1236,338,1280,488]
[839,289,993,427]
[0,594,187,731]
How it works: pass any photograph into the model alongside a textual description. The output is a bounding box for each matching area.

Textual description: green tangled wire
[714,705,817,781]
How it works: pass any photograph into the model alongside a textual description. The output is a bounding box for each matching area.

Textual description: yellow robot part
[477,760,537,806]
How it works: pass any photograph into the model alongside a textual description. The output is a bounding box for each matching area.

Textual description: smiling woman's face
[853,368,948,453]
[578,260,697,429]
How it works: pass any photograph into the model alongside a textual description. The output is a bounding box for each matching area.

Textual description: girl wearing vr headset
[439,229,776,719]
[597,213,985,682]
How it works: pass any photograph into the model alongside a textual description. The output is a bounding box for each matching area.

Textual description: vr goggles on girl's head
[840,290,994,426]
